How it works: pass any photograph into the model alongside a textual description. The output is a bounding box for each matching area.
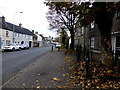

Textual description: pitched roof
[2,21,36,37]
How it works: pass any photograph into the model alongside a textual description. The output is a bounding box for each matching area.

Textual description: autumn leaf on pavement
[57,86,62,88]
[51,78,62,82]
[36,85,41,88]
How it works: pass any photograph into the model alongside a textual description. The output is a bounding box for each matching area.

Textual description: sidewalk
[2,49,70,89]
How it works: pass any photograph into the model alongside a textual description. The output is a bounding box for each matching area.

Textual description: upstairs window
[14,33,17,37]
[18,33,19,37]
[90,21,95,30]
[6,31,9,37]
[116,11,120,18]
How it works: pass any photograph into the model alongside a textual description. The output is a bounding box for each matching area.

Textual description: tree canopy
[46,2,86,49]
[45,1,120,51]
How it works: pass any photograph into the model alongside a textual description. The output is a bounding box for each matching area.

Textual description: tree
[45,1,120,64]
[59,27,69,49]
[45,2,84,49]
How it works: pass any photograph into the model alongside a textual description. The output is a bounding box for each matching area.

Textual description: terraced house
[75,10,120,62]
[0,16,36,49]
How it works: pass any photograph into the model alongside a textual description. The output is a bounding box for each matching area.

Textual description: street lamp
[13,12,23,43]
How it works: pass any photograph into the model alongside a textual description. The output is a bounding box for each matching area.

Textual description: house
[75,10,120,62]
[75,26,89,49]
[0,16,36,49]
[87,21,102,61]
[32,30,44,47]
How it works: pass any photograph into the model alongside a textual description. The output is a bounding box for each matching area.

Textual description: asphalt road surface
[2,46,51,85]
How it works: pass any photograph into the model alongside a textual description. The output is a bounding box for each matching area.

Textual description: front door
[29,41,32,47]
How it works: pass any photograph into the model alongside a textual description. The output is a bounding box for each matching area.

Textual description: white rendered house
[0,16,36,48]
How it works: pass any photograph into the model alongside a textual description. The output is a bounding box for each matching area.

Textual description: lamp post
[13,12,23,43]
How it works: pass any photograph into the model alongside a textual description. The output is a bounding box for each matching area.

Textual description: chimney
[0,16,5,28]
[32,30,34,34]
[19,23,22,27]
[2,16,5,22]
[35,32,38,34]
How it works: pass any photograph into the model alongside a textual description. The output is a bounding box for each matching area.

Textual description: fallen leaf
[22,84,25,86]
[37,73,40,76]
[57,86,62,88]
[36,80,38,82]
[36,85,40,88]
[63,74,66,76]
[51,78,62,82]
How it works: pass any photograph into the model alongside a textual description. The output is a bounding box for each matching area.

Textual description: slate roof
[2,21,36,37]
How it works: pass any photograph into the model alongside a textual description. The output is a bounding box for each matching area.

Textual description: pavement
[2,49,70,89]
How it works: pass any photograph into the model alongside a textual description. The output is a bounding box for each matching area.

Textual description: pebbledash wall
[0,28,13,49]
[13,32,33,47]
[0,16,35,48]
[0,26,33,49]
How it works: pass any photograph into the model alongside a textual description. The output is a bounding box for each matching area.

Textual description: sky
[0,0,56,37]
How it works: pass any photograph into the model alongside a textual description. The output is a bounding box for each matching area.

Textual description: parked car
[19,44,25,50]
[19,44,29,50]
[24,44,29,49]
[55,43,61,48]
[3,44,21,51]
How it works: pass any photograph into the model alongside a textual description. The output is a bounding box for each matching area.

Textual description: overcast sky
[0,0,56,37]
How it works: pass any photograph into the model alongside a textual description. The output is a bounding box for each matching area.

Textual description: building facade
[75,11,120,61]
[0,16,36,49]
[32,30,43,47]
[111,11,120,54]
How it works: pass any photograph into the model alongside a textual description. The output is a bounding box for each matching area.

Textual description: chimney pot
[19,23,22,27]
[35,32,38,34]
[1,16,5,22]
[32,30,34,34]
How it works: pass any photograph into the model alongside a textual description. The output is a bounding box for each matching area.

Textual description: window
[90,21,95,29]
[116,11,120,18]
[14,33,17,37]
[6,40,10,45]
[89,37,95,48]
[81,27,84,35]
[6,31,9,37]
[23,34,24,37]
[18,33,19,37]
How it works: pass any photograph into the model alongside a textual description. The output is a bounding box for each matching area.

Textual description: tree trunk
[70,31,75,49]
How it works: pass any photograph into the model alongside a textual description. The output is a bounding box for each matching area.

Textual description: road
[2,46,51,85]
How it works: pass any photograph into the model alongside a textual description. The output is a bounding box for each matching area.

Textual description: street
[2,47,70,88]
[2,46,51,85]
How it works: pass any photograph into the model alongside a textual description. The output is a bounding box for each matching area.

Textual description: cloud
[0,0,56,37]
